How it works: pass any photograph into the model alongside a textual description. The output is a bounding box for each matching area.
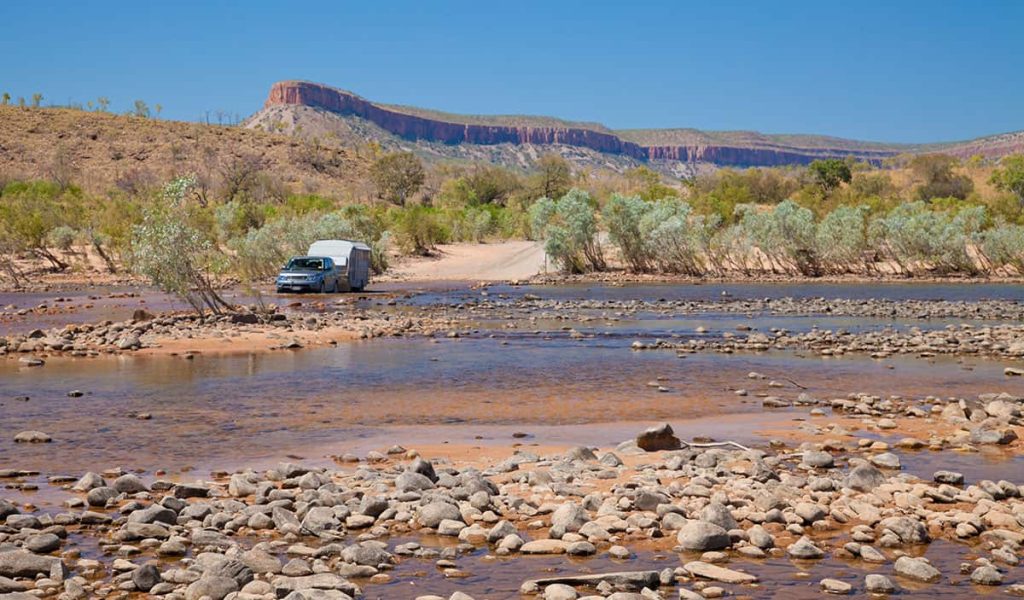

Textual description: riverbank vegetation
[2,133,1024,299]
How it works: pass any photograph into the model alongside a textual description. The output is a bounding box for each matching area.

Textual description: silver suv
[275,256,342,293]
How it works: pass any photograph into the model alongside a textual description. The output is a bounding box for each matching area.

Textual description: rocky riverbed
[1,409,1022,600]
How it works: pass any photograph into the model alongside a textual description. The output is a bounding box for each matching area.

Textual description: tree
[97,97,110,112]
[909,154,973,201]
[529,188,604,273]
[369,151,425,205]
[808,159,852,193]
[1,92,9,106]
[990,155,1024,205]
[133,99,150,118]
[131,177,231,315]
[529,154,573,199]
[30,93,42,108]
[154,103,163,118]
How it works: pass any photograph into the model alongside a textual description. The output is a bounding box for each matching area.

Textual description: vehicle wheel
[316,282,325,294]
[329,280,338,293]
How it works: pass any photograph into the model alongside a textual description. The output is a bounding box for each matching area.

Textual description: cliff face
[264,81,899,167]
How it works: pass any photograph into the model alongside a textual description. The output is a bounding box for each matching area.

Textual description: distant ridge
[253,80,1024,169]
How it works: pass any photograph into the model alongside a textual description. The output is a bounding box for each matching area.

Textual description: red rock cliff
[264,81,898,167]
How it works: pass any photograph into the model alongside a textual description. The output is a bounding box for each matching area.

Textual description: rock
[1005,367,1024,376]
[73,472,106,491]
[933,470,964,485]
[801,450,835,468]
[794,502,826,524]
[521,539,570,554]
[521,571,660,593]
[893,556,940,582]
[971,566,1003,585]
[86,486,118,507]
[13,430,51,443]
[699,502,737,531]
[17,357,44,367]
[185,574,239,600]
[820,578,852,594]
[869,453,901,469]
[551,502,589,533]
[396,471,434,492]
[408,457,438,482]
[113,473,148,494]
[127,503,176,525]
[417,502,461,528]
[970,427,1018,445]
[544,583,578,600]
[864,574,895,593]
[636,423,681,452]
[879,517,929,544]
[0,550,67,580]
[24,533,61,553]
[133,563,161,592]
[845,463,887,492]
[684,561,757,584]
[787,536,824,559]
[677,521,731,551]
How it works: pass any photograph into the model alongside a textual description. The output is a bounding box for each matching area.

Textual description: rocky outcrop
[263,81,1019,167]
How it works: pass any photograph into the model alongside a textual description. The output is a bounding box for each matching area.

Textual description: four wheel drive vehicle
[275,256,342,293]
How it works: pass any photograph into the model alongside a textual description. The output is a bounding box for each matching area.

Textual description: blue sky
[1,1,1021,142]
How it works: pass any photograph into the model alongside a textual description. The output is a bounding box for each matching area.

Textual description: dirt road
[385,241,548,281]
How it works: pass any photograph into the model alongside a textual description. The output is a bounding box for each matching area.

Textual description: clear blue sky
[1,0,1021,142]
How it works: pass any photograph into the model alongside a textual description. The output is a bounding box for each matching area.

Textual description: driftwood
[680,440,752,452]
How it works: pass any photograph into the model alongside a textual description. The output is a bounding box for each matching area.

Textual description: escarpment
[260,81,1022,167]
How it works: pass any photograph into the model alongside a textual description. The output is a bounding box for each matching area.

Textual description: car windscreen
[286,258,326,271]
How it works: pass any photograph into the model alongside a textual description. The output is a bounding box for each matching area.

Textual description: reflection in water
[1,332,1020,475]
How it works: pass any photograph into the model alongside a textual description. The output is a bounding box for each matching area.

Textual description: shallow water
[2,281,1023,598]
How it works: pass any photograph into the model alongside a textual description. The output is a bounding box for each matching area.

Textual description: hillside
[0,104,370,195]
[246,80,1024,171]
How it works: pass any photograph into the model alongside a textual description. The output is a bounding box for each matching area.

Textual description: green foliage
[133,99,150,118]
[527,154,573,200]
[868,201,985,274]
[131,183,230,314]
[603,194,651,271]
[909,154,974,201]
[529,188,604,273]
[989,155,1024,204]
[808,159,852,193]
[0,180,83,269]
[737,200,819,275]
[390,206,450,255]
[369,151,425,205]
[643,198,719,275]
[814,205,869,272]
[624,167,679,201]
[981,223,1024,272]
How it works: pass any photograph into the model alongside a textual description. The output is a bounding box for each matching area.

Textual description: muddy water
[1,337,1020,476]
[2,281,1023,598]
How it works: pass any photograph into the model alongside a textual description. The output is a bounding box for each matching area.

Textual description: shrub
[370,152,425,205]
[981,223,1024,272]
[391,206,449,255]
[642,198,719,275]
[603,194,651,272]
[529,188,604,273]
[868,201,985,274]
[814,205,869,273]
[131,180,230,314]
[737,199,819,275]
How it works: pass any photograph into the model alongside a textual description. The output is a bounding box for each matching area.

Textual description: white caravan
[306,240,371,292]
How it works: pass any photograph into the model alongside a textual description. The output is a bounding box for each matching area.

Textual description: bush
[391,206,449,255]
[868,201,985,274]
[814,205,869,273]
[642,198,719,275]
[131,180,230,314]
[529,188,604,273]
[737,199,819,275]
[981,223,1024,272]
[603,194,651,272]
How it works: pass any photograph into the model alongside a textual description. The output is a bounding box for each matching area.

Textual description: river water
[1,281,1023,597]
